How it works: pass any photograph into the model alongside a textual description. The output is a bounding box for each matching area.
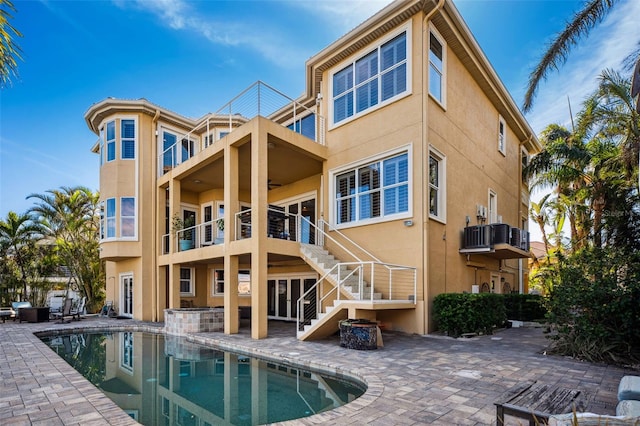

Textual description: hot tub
[164,307,225,335]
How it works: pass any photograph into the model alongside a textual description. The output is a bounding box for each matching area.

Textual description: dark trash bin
[339,319,377,350]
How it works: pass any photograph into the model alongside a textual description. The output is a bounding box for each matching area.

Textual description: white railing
[296,217,417,333]
[234,207,320,244]
[162,218,224,253]
[158,81,325,176]
[215,81,325,146]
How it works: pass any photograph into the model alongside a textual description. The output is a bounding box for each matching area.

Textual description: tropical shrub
[546,247,640,365]
[433,293,506,337]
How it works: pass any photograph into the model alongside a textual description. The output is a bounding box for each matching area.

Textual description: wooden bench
[495,381,585,425]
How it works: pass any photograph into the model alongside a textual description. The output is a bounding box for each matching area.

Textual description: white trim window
[99,200,105,240]
[428,27,446,106]
[180,267,195,296]
[106,198,116,238]
[429,147,446,222]
[121,119,136,159]
[106,120,116,162]
[120,197,136,238]
[521,146,529,171]
[331,27,409,125]
[212,269,251,296]
[334,150,410,226]
[498,115,506,155]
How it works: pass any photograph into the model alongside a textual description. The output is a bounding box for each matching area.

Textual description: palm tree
[525,71,639,250]
[0,0,23,87]
[28,186,104,311]
[522,0,640,113]
[0,211,40,300]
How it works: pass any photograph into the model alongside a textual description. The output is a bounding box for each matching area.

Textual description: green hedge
[433,293,506,337]
[433,293,548,337]
[503,294,546,321]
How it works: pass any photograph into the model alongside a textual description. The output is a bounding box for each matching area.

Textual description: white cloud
[526,0,640,134]
[286,0,392,31]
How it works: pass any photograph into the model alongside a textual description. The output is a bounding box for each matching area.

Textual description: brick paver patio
[0,316,637,425]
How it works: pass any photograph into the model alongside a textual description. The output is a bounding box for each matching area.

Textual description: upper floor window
[498,116,506,155]
[334,151,409,226]
[429,147,446,222]
[332,29,408,125]
[121,119,136,159]
[121,197,136,238]
[106,198,116,238]
[429,28,446,106]
[106,121,116,162]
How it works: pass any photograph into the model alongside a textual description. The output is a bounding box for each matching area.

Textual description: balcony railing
[158,81,325,176]
[161,207,320,254]
[234,207,318,244]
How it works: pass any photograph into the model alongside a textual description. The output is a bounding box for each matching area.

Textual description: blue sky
[2,0,639,233]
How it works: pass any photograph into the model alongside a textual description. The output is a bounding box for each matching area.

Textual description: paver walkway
[0,317,637,425]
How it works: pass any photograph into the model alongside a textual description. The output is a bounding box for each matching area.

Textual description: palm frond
[523,0,618,112]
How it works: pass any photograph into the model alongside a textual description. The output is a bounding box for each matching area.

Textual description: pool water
[40,331,365,425]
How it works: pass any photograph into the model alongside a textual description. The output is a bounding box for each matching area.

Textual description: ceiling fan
[268,179,282,190]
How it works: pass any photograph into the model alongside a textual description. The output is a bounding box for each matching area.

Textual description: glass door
[121,274,133,318]
[285,198,315,243]
[267,276,317,321]
[202,204,213,245]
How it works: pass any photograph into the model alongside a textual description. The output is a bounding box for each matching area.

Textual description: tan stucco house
[84,0,540,340]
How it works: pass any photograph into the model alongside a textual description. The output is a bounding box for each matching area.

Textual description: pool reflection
[41,331,364,426]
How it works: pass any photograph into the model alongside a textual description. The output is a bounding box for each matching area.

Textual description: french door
[282,197,315,243]
[267,277,316,321]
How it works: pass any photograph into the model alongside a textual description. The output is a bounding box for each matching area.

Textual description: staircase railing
[296,216,417,335]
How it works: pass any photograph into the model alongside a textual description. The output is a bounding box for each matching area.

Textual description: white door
[121,274,133,318]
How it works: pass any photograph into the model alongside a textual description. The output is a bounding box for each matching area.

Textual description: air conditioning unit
[510,227,521,247]
[491,224,511,244]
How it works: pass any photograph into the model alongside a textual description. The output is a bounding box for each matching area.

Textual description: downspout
[151,108,161,321]
[422,0,445,334]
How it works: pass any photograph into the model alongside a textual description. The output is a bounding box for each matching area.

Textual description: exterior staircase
[300,244,382,301]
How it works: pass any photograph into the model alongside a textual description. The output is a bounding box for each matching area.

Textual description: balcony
[162,208,319,254]
[158,81,325,177]
[459,224,531,259]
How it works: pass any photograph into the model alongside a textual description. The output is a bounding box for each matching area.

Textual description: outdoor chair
[0,307,15,322]
[51,298,73,323]
[70,297,86,320]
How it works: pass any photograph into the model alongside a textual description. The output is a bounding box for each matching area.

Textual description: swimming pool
[39,330,365,425]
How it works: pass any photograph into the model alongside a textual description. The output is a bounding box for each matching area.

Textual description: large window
[332,30,408,124]
[121,119,136,159]
[429,29,446,105]
[429,147,446,222]
[212,270,251,296]
[106,121,116,162]
[121,197,136,238]
[180,267,194,296]
[335,151,409,225]
[106,198,116,238]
